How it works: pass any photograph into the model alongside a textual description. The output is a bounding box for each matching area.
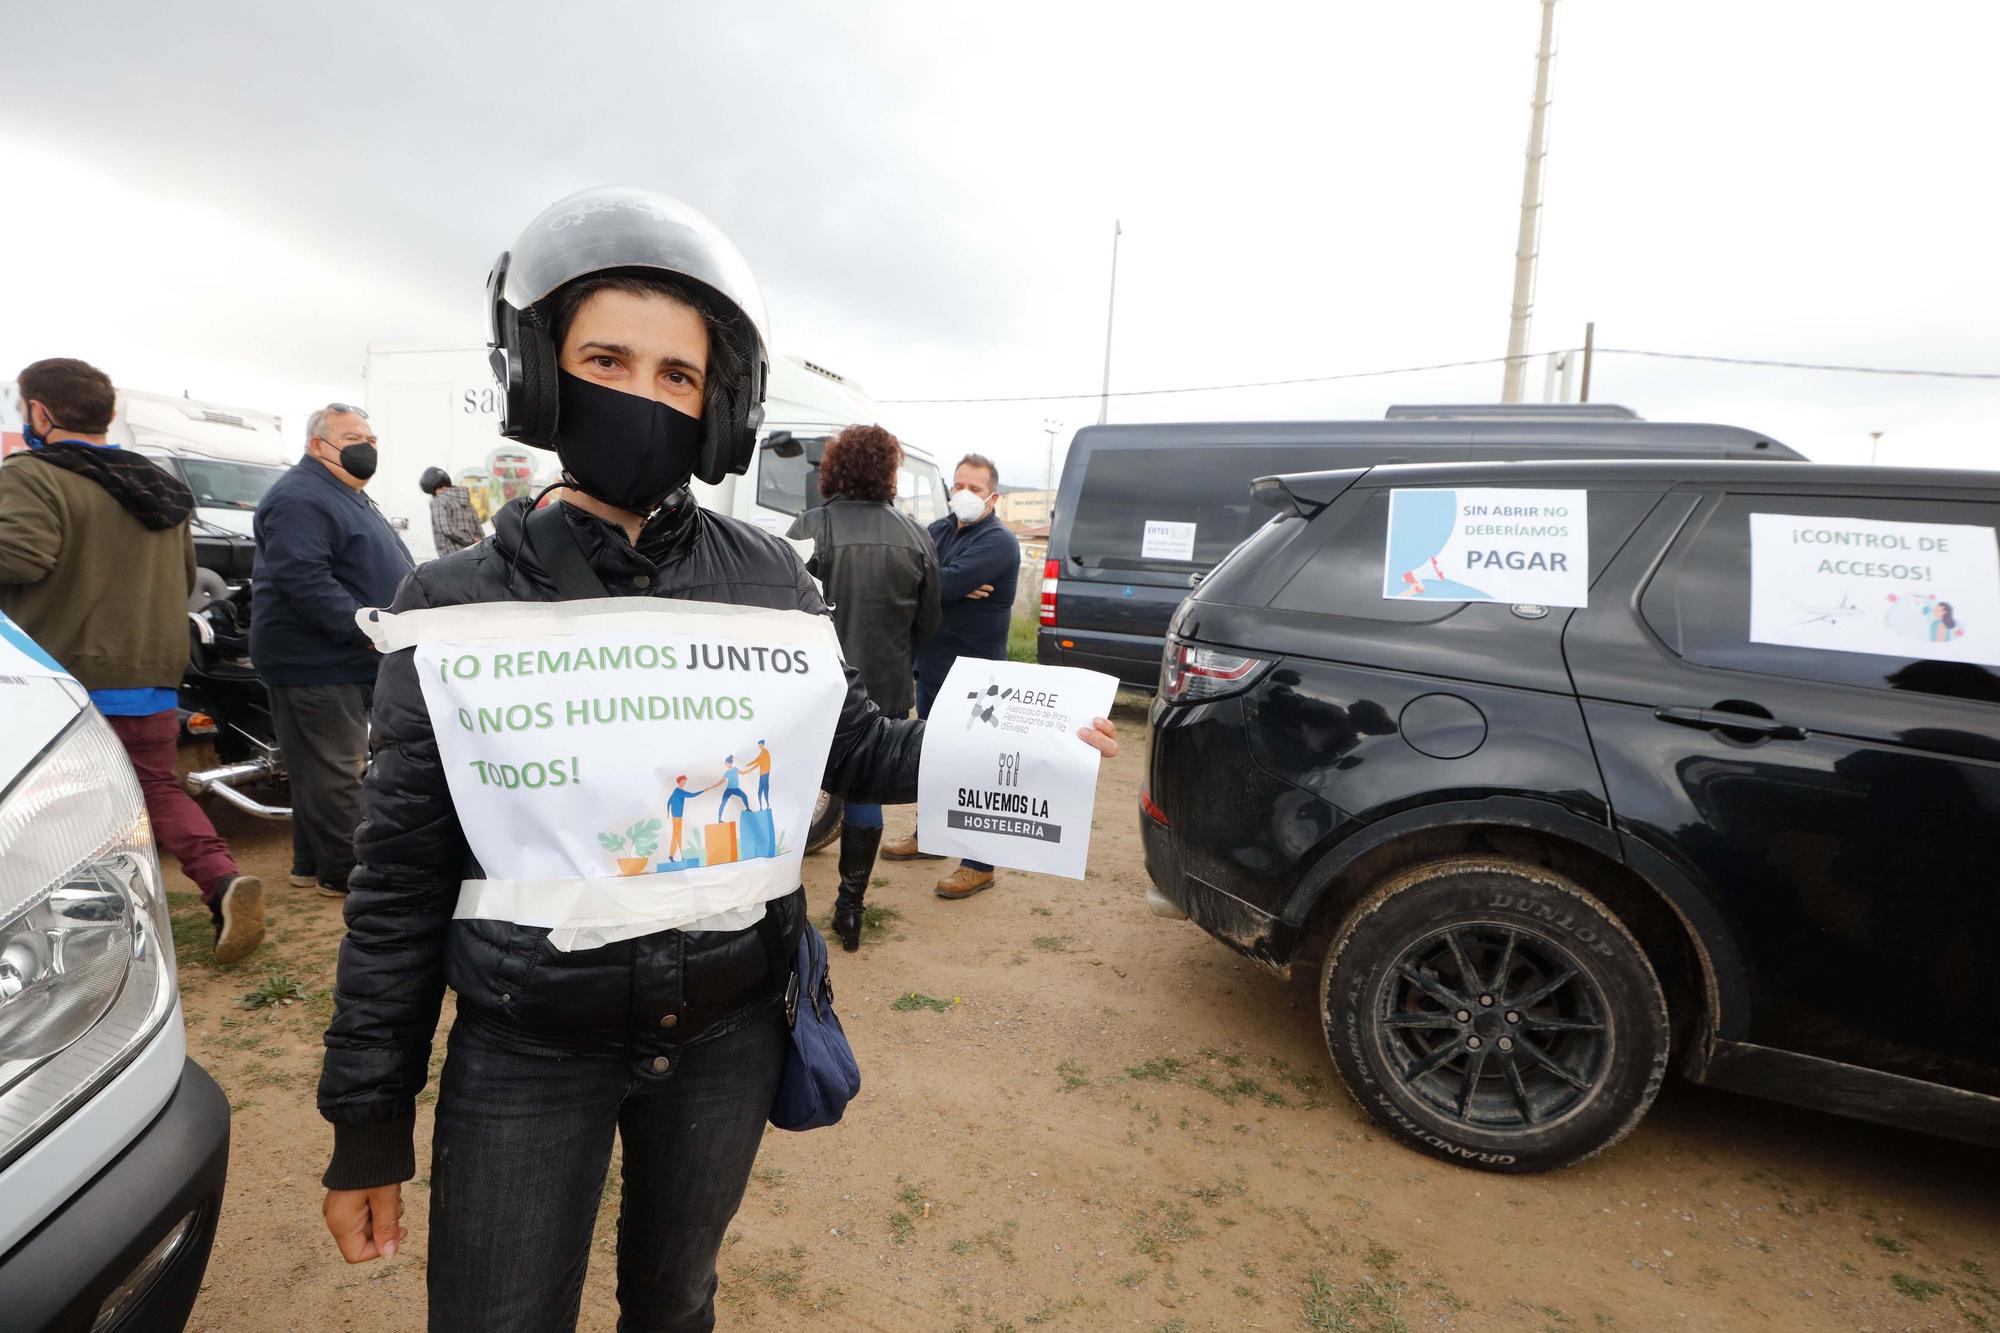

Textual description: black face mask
[554,371,703,514]
[336,442,379,481]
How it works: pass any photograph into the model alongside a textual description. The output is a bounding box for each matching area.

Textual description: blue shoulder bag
[758,913,862,1131]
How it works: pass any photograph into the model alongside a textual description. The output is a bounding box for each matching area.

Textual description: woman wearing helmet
[315,187,1115,1331]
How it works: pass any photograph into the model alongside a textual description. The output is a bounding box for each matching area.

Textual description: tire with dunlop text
[1320,856,1669,1173]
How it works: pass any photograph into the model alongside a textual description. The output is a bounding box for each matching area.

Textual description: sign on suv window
[1643,493,2000,704]
[1274,488,1659,621]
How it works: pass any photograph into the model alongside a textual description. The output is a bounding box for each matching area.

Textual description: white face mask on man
[949,489,988,523]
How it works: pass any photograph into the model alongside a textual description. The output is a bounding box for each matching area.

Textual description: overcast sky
[4,0,1996,483]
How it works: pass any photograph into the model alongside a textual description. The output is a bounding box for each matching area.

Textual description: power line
[1596,347,2000,381]
[876,346,2000,406]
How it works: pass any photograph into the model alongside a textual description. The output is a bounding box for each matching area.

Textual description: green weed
[238,971,310,1010]
[891,991,957,1012]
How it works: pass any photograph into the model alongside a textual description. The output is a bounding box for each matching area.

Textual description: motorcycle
[180,527,291,820]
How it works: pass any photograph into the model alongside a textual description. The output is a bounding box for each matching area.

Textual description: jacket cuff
[323,1116,418,1190]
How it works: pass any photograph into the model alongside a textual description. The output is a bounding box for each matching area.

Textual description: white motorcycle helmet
[486,186,771,485]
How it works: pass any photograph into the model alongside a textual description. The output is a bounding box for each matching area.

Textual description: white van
[0,613,227,1330]
[363,344,950,559]
[3,384,287,541]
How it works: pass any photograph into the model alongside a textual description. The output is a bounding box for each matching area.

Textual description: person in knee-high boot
[788,425,940,949]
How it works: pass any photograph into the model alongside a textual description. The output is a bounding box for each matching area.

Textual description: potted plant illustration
[600,818,662,876]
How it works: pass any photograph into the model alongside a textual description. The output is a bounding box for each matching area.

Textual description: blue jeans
[913,666,992,873]
[757,775,770,807]
[426,1001,788,1332]
[716,786,750,820]
[844,801,883,829]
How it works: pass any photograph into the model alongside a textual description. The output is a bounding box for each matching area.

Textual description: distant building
[996,487,1053,529]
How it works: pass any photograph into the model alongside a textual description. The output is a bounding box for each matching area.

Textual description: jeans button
[651,1056,670,1074]
[659,1013,678,1028]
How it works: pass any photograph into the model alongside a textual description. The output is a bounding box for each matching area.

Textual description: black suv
[1140,459,1999,1171]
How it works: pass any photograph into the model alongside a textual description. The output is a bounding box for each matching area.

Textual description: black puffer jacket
[788,497,941,717]
[318,494,924,1189]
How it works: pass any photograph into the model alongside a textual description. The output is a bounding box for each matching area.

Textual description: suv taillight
[1160,638,1273,703]
[1039,558,1059,626]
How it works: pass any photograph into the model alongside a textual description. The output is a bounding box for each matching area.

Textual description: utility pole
[1042,417,1061,519]
[1869,430,1885,464]
[1501,0,1560,402]
[1579,320,1595,401]
[1097,219,1122,425]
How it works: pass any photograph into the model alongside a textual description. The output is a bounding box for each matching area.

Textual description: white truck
[4,384,289,539]
[362,344,950,560]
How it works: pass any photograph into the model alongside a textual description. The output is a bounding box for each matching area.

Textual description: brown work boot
[881,833,943,861]
[935,866,996,900]
[209,874,266,966]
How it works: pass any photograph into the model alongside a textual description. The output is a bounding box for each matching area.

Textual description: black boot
[832,822,882,952]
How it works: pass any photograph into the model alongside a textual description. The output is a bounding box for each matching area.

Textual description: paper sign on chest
[363,597,846,950]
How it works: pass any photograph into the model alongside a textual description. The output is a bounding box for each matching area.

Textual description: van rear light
[1160,640,1272,703]
[1039,558,1060,626]
[1139,785,1169,826]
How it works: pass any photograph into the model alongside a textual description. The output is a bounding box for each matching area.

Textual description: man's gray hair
[956,452,1000,492]
[306,401,369,445]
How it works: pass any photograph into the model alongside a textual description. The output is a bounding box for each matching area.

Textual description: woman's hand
[324,1184,406,1263]
[1076,715,1119,758]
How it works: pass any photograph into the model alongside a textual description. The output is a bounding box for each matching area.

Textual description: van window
[182,459,283,511]
[756,440,813,515]
[1273,487,1660,620]
[1068,445,1335,571]
[1643,494,2000,703]
[896,462,943,525]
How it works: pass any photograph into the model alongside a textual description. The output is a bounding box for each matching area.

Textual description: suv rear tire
[1320,856,1669,1172]
[806,790,843,854]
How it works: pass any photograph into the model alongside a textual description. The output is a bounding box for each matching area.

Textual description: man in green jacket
[1,357,265,963]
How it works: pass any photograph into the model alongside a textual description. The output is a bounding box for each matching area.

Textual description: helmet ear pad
[488,250,562,450]
[508,308,562,449]
[693,358,765,484]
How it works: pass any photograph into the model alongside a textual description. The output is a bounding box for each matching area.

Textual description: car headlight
[0,708,177,1168]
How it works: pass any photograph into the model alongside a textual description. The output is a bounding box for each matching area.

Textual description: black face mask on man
[331,441,379,480]
[553,371,703,515]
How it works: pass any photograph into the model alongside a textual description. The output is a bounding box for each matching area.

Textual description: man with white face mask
[881,453,1021,899]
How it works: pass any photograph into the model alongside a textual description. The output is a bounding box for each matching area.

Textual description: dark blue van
[1036,407,1801,689]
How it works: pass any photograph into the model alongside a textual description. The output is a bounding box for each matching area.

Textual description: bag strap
[756,908,801,1026]
[524,501,611,601]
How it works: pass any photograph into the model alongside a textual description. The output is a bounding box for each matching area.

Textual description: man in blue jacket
[252,404,412,897]
[882,453,1020,899]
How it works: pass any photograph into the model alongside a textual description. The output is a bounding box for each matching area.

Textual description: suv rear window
[1274,487,1660,620]
[1068,445,1338,571]
[1644,493,2000,702]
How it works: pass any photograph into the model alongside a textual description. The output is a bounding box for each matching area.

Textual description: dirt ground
[171,698,1999,1332]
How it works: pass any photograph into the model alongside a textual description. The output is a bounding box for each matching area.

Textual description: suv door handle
[1653,706,1809,741]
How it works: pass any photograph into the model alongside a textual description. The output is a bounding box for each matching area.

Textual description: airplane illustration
[1792,592,1865,628]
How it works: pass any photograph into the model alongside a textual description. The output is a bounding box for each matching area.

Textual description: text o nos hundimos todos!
[433,641,814,791]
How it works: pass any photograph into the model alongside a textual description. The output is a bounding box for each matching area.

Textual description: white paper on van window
[916,659,1119,880]
[1748,512,2000,664]
[1141,519,1197,561]
[1382,487,1589,607]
